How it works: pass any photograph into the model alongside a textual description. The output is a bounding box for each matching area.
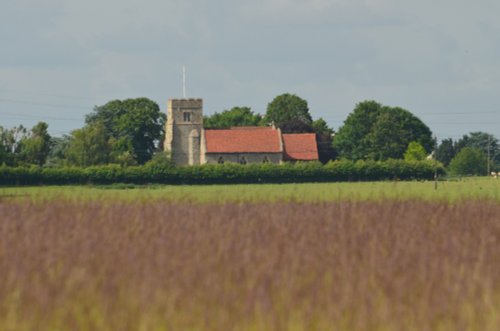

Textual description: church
[164,98,319,166]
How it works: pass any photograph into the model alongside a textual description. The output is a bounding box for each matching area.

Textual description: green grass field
[1,177,499,203]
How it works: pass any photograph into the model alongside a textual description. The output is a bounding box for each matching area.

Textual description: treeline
[0,98,165,168]
[0,160,443,186]
[436,132,499,175]
[1,94,498,177]
[205,98,499,175]
[0,122,52,167]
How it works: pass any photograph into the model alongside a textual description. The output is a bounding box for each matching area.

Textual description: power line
[0,88,100,101]
[427,121,500,125]
[418,110,500,115]
[0,97,91,110]
[0,111,83,121]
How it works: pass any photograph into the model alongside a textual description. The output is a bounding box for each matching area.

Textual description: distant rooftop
[205,126,281,153]
[282,133,319,161]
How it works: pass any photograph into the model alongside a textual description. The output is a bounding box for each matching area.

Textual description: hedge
[0,160,445,186]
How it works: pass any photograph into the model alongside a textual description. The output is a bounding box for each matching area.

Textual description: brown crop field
[1,196,500,330]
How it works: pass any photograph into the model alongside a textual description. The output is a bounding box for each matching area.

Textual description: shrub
[449,147,487,176]
[404,141,427,161]
[0,160,445,186]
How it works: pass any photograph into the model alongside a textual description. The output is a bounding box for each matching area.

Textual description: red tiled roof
[205,127,282,153]
[282,133,319,161]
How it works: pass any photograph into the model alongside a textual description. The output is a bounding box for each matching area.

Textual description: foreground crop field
[1,189,500,330]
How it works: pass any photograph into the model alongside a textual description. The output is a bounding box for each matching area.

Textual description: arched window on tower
[183,112,191,122]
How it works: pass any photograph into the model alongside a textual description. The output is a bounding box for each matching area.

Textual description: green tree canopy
[458,132,499,166]
[46,135,72,167]
[204,107,262,129]
[449,147,487,176]
[19,122,52,166]
[0,126,10,165]
[0,132,7,165]
[404,141,427,161]
[439,132,499,170]
[333,101,433,161]
[312,118,334,136]
[331,100,381,160]
[264,93,313,133]
[85,98,165,164]
[65,122,111,167]
[0,125,28,166]
[437,138,455,167]
[279,118,314,133]
[144,151,174,168]
[312,118,336,163]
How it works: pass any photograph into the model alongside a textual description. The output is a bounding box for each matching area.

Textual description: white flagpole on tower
[182,65,186,98]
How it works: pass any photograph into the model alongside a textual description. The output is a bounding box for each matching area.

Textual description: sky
[1,0,500,141]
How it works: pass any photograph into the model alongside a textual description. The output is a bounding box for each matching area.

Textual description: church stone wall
[164,99,203,166]
[188,129,200,165]
[204,153,282,165]
[200,130,207,164]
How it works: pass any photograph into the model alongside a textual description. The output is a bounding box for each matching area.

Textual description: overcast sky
[1,0,499,140]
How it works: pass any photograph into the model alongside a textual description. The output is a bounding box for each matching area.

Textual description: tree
[453,132,499,170]
[312,118,336,163]
[264,93,313,132]
[463,132,499,166]
[19,122,51,166]
[145,151,174,168]
[46,135,72,167]
[390,107,434,153]
[333,100,433,160]
[463,132,497,152]
[279,118,314,133]
[86,98,166,164]
[437,138,455,167]
[312,118,334,136]
[454,134,469,154]
[0,126,10,165]
[0,136,7,165]
[368,107,433,160]
[332,100,383,160]
[404,141,427,161]
[204,107,263,129]
[449,147,487,176]
[0,125,28,166]
[367,110,408,160]
[65,122,111,167]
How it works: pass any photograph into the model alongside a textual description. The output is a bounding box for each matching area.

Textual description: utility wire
[427,121,500,125]
[0,89,98,101]
[0,97,91,110]
[0,112,83,121]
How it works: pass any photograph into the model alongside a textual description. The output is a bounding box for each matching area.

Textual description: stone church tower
[164,98,203,165]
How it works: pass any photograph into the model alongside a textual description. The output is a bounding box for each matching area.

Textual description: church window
[262,156,270,163]
[239,156,247,165]
[183,112,191,122]
[218,156,224,164]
